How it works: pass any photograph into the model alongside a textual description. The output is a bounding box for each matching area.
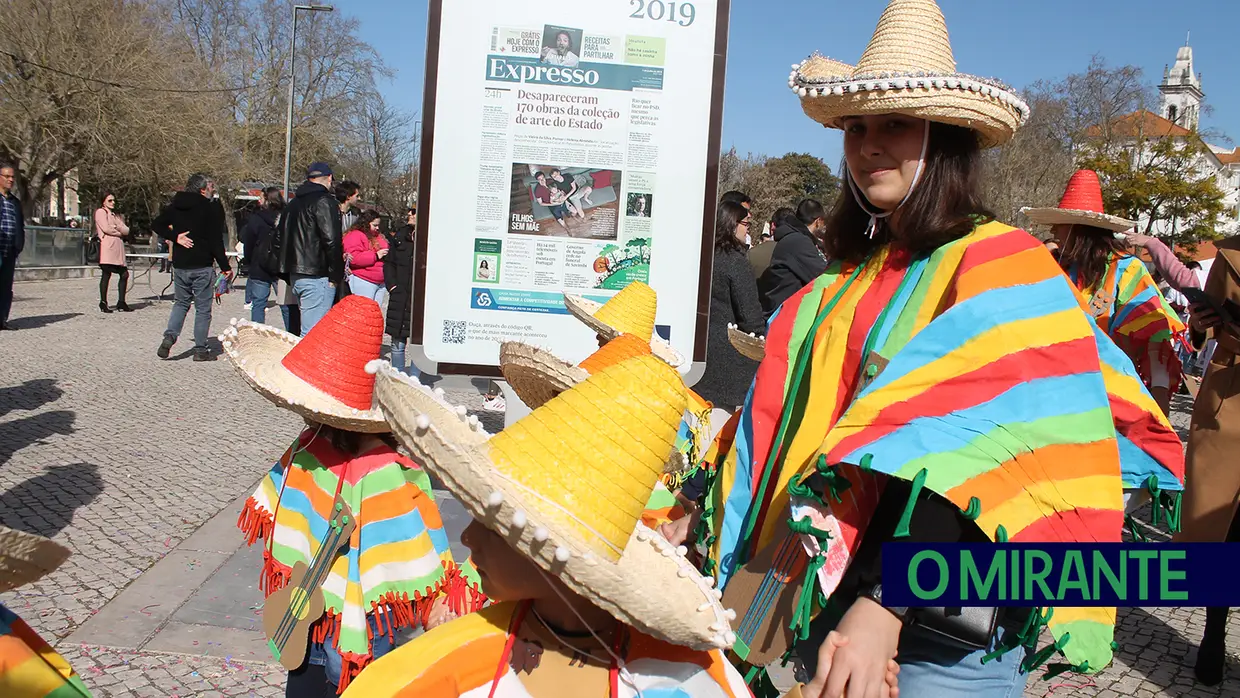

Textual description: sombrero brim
[498,342,689,475]
[790,56,1028,149]
[727,325,767,362]
[0,526,71,593]
[563,294,685,368]
[1021,207,1136,233]
[371,362,733,650]
[222,321,389,433]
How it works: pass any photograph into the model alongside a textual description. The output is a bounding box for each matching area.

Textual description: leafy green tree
[1079,129,1226,252]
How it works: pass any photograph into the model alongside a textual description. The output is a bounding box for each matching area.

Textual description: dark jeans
[0,250,15,324]
[164,267,215,350]
[100,264,129,305]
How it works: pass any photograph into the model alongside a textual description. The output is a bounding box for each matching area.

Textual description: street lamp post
[283,3,335,201]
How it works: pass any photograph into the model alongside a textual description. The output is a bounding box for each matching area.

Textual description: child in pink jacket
[343,210,389,303]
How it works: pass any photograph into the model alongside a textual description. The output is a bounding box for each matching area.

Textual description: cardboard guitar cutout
[263,493,356,670]
[722,518,808,666]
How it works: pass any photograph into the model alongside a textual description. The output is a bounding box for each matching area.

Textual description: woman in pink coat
[94,192,131,312]
[343,210,389,304]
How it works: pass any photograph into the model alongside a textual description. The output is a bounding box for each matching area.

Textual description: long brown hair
[1056,224,1127,292]
[309,421,399,455]
[714,200,749,254]
[823,122,992,264]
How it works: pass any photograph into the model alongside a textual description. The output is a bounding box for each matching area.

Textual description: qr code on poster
[442,320,467,345]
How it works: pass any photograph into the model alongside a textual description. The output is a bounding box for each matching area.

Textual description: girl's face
[104,196,116,210]
[368,219,380,233]
[842,114,928,211]
[735,212,752,244]
[462,520,556,601]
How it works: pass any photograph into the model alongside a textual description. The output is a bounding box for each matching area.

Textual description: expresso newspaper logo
[488,56,599,86]
[486,56,665,92]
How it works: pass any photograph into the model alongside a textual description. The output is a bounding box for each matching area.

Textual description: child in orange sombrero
[341,356,897,697]
[1024,169,1186,415]
[221,296,484,695]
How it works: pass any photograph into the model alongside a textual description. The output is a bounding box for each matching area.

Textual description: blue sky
[347,0,1240,173]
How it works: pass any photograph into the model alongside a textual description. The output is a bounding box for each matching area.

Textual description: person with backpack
[240,187,284,324]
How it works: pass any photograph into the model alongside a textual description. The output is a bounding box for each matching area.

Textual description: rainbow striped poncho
[0,602,91,697]
[1070,254,1186,396]
[709,222,1184,674]
[237,429,486,691]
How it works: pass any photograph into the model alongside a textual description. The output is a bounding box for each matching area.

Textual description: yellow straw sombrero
[727,324,766,362]
[370,355,736,650]
[563,282,684,367]
[790,0,1028,148]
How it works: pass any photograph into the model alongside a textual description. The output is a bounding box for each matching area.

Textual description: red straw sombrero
[1022,169,1136,232]
[221,296,390,432]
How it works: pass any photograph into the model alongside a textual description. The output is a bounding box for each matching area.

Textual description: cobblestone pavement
[1,278,1237,696]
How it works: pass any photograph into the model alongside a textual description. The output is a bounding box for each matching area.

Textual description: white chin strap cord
[845,119,931,239]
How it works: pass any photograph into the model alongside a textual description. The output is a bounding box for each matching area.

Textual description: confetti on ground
[139,603,160,615]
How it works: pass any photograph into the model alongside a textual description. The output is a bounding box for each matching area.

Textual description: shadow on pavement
[6,313,83,330]
[0,410,76,468]
[1119,606,1239,693]
[0,379,63,418]
[0,463,103,538]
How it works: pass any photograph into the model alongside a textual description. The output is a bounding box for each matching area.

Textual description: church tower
[1159,38,1204,130]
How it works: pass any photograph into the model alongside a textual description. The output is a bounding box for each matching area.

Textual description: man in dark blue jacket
[0,161,24,330]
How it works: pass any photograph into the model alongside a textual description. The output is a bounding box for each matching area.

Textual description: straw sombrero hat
[790,0,1028,148]
[563,282,684,367]
[498,334,705,473]
[1021,169,1136,233]
[1,526,71,593]
[370,355,736,650]
[727,324,766,362]
[221,296,389,432]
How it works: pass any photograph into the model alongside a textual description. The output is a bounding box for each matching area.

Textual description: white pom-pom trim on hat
[365,359,384,375]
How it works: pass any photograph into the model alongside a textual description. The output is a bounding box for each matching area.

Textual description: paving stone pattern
[1,279,1237,696]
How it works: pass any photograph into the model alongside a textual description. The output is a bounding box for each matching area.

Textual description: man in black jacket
[277,162,343,335]
[757,199,829,319]
[154,173,233,361]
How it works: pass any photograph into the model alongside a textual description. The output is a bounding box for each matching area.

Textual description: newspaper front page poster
[416,0,726,372]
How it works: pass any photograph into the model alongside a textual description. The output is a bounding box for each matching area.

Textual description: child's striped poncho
[708,223,1184,675]
[237,429,486,692]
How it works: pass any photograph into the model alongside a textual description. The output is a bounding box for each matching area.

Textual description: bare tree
[337,96,417,213]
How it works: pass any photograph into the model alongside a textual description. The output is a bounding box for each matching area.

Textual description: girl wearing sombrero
[1024,169,1187,416]
[341,356,897,697]
[224,296,485,695]
[697,0,1183,695]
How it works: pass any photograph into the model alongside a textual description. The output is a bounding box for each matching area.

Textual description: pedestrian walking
[275,162,343,335]
[757,198,829,318]
[153,173,233,361]
[0,161,24,330]
[384,208,419,377]
[94,191,132,313]
[343,211,388,304]
[240,187,283,323]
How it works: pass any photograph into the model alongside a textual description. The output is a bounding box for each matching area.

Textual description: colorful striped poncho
[0,602,91,697]
[237,428,486,691]
[1069,254,1186,396]
[642,390,716,529]
[709,222,1184,675]
[339,601,752,698]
